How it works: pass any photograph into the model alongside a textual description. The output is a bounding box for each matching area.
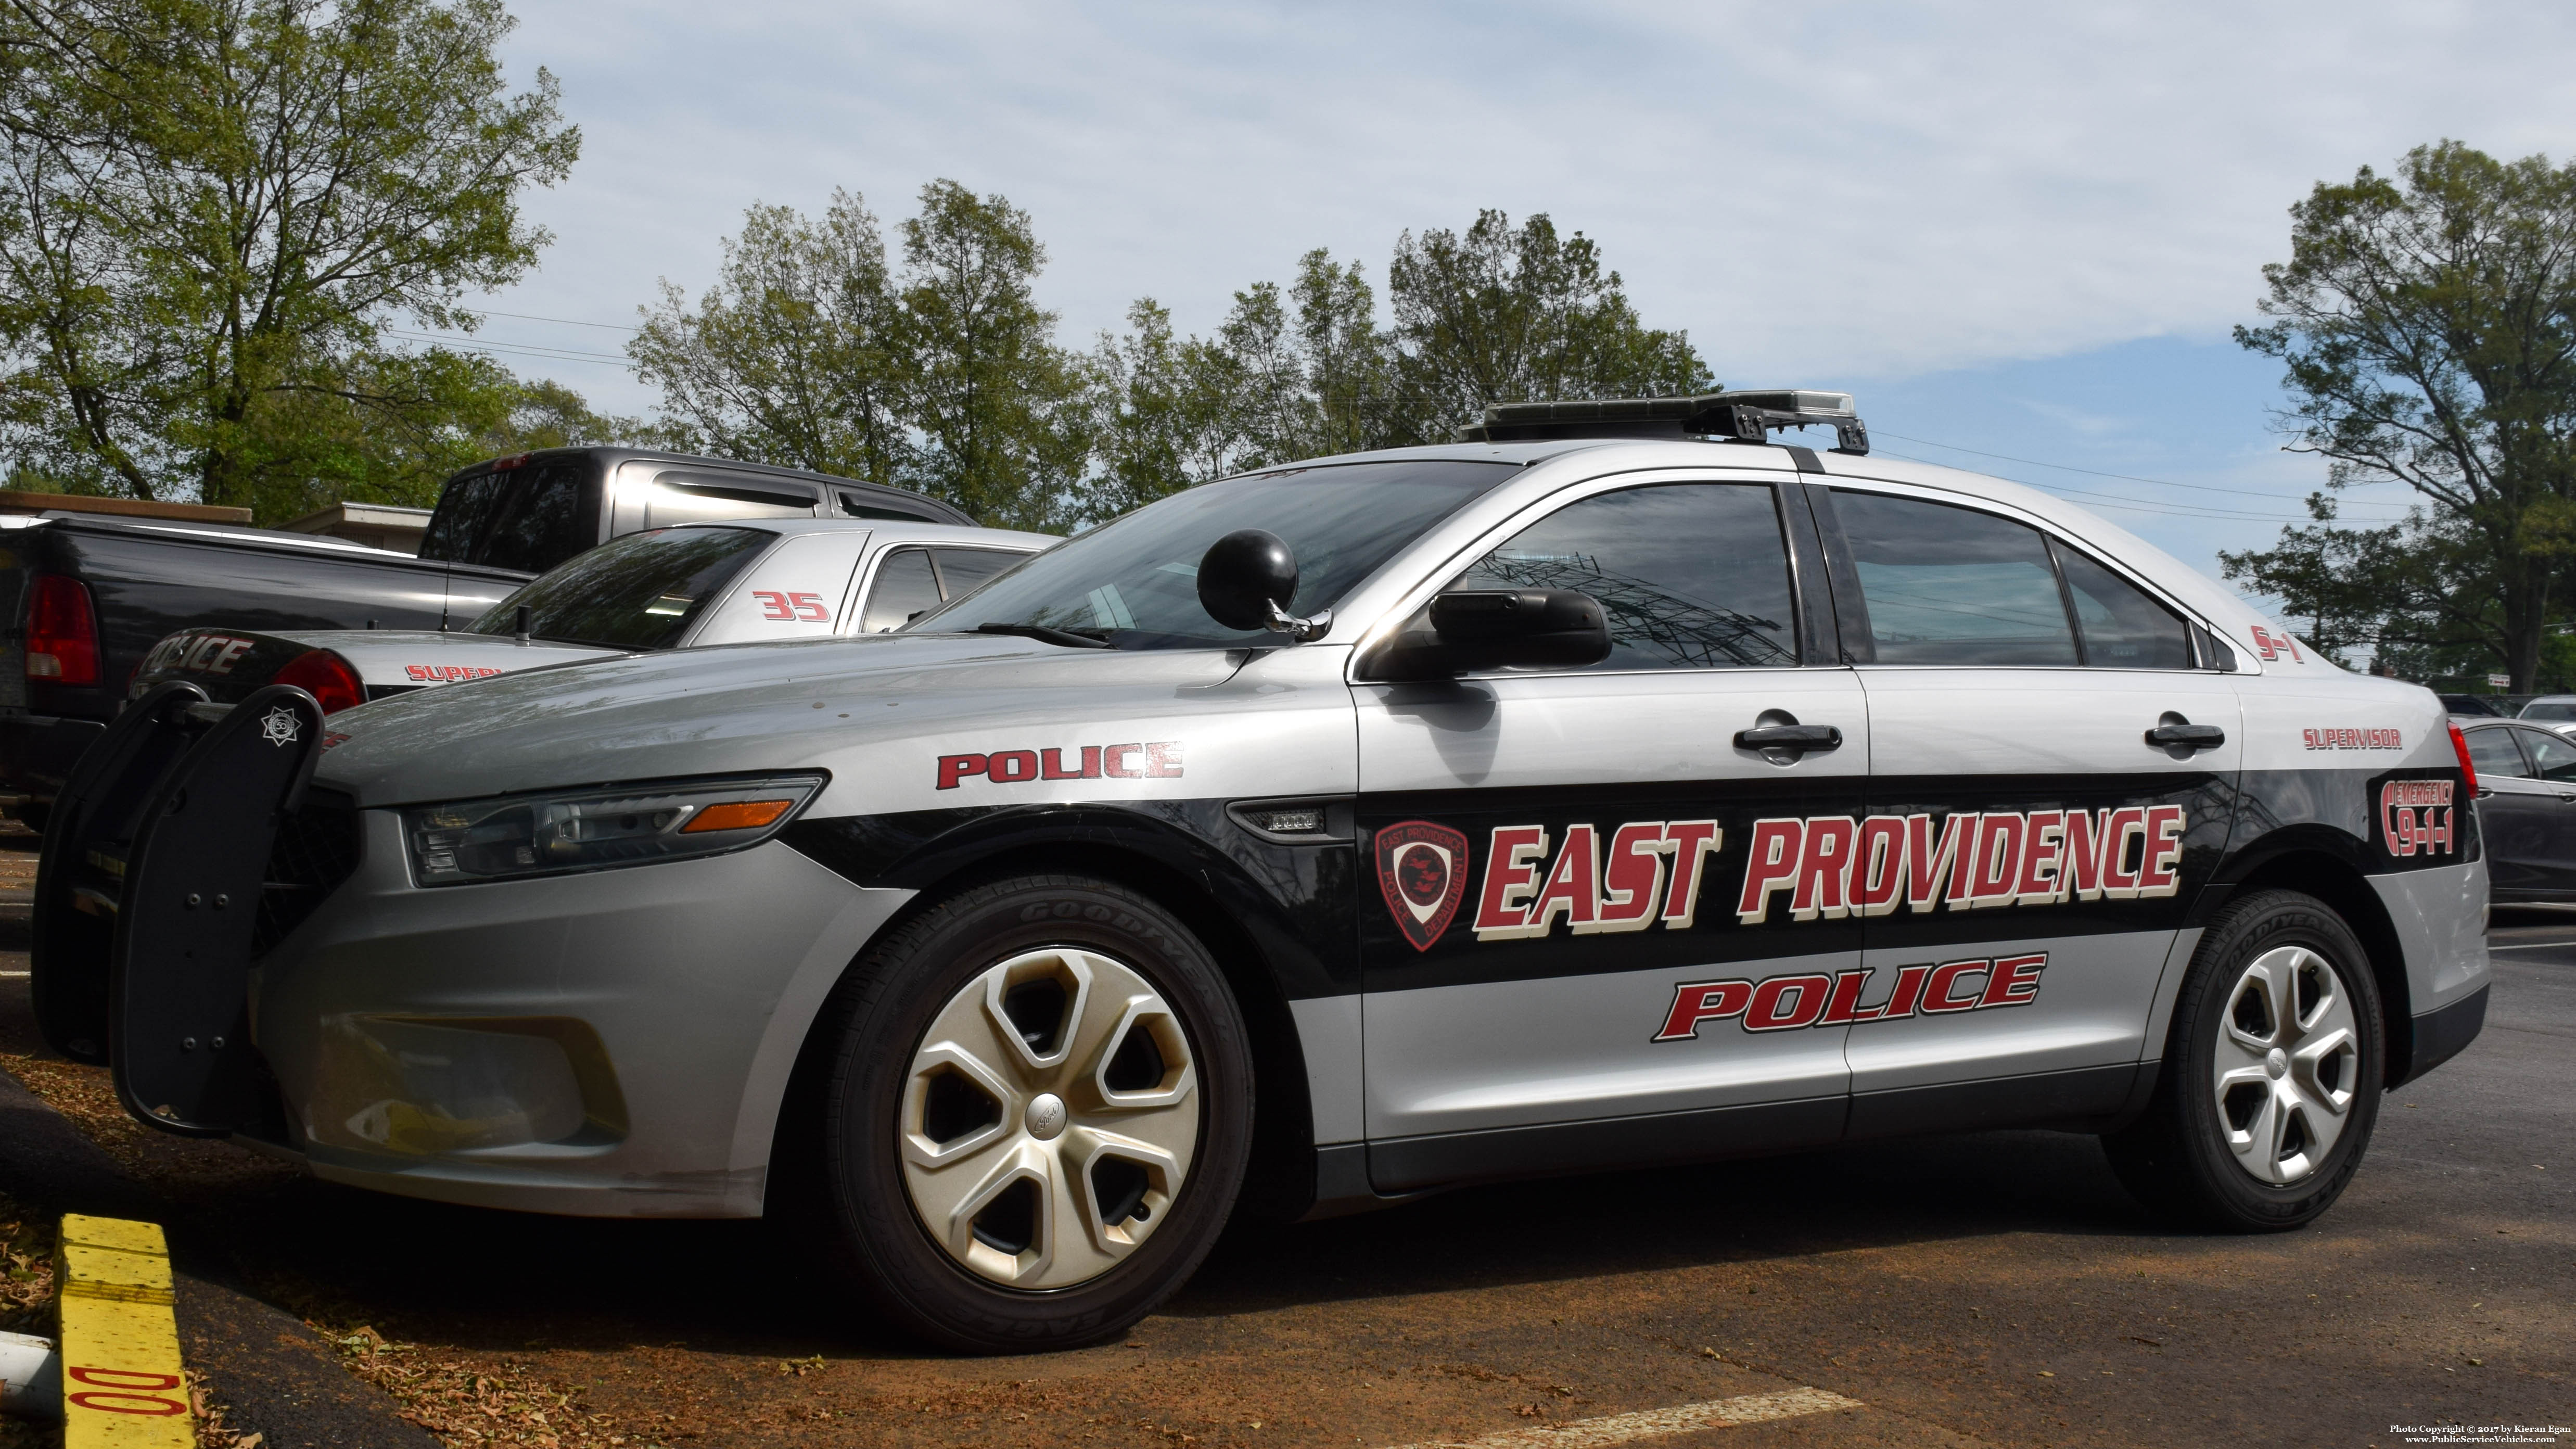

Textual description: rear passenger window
[1831,491,2076,666]
[930,549,1021,600]
[2466,728,2530,779]
[1450,483,1798,670]
[2517,728,2576,783]
[2053,544,2192,669]
[862,549,942,632]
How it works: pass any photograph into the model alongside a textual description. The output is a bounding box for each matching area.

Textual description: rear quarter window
[928,548,1025,601]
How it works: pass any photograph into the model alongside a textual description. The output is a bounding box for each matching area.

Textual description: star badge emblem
[259,706,301,747]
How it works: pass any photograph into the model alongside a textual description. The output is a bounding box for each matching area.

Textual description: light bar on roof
[1462,389,1869,454]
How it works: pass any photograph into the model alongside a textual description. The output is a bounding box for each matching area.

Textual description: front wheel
[811,874,1252,1352]
[2104,889,2383,1231]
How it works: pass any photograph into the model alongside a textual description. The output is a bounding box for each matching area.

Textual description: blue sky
[453,1,2576,596]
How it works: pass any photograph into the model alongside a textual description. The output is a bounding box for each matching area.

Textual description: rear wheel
[810,874,1251,1352]
[2104,889,2382,1231]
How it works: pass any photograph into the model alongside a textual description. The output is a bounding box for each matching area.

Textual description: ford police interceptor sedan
[120,517,1053,713]
[42,390,2489,1353]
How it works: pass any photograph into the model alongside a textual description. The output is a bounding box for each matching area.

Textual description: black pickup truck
[0,447,968,825]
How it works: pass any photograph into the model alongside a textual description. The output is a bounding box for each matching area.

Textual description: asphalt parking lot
[0,816,2567,1449]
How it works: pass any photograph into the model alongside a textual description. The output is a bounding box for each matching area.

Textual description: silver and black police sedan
[41,391,2489,1352]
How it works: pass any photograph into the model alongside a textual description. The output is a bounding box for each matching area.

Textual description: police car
[120,517,1052,711]
[39,391,2489,1353]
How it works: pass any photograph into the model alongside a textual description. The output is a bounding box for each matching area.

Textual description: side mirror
[1358,589,1611,680]
[1198,529,1331,641]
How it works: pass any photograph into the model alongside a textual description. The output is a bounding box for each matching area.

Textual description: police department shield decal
[1374,820,1469,952]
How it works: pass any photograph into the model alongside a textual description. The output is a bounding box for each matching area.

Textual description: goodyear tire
[811,873,1252,1352]
[2103,889,2383,1231]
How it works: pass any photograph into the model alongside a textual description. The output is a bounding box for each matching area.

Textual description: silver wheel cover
[2211,944,2361,1185]
[899,947,1199,1290]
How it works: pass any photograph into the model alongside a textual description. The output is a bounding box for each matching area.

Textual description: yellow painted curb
[55,1214,191,1446]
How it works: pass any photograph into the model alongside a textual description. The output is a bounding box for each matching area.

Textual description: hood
[312,631,1261,812]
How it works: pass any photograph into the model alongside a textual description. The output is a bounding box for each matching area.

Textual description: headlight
[403,773,826,887]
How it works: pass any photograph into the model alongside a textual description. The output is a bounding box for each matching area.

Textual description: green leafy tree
[629,189,909,486]
[1286,249,1397,456]
[1084,299,1246,519]
[219,349,633,517]
[0,0,580,517]
[486,376,635,454]
[2234,141,2576,690]
[1073,252,1397,518]
[1074,219,1713,514]
[1385,210,1711,442]
[896,180,1090,530]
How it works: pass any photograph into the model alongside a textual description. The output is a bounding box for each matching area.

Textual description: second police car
[121,517,1052,713]
[48,391,2489,1352]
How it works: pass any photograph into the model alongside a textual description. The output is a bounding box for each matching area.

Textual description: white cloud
[474,0,2576,415]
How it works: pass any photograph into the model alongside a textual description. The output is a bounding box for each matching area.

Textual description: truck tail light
[2449,720,2479,797]
[274,648,365,714]
[24,574,99,685]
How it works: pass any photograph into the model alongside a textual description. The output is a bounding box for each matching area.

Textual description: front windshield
[923,460,1520,648]
[2523,701,2576,721]
[468,526,771,650]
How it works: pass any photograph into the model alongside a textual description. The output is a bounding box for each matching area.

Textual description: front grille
[253,789,362,955]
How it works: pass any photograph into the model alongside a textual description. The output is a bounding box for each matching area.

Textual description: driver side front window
[1450,482,1800,671]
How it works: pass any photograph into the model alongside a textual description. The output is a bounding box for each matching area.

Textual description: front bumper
[250,810,910,1217]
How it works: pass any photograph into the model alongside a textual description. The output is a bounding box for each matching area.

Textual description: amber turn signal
[682,799,795,833]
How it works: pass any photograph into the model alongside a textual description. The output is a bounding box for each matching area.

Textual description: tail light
[2449,720,2479,797]
[24,574,99,685]
[274,648,365,714]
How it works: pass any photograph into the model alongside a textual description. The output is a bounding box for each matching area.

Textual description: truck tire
[809,873,1252,1352]
[2104,889,2383,1231]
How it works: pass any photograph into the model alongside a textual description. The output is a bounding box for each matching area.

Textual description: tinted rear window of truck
[420,459,598,570]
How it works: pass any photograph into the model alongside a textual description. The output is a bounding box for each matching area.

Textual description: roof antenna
[514,604,531,644]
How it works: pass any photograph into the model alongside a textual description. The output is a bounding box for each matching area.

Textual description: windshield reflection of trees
[469,529,767,650]
[1464,551,1794,669]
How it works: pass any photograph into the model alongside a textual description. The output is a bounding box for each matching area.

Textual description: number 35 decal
[753,591,830,622]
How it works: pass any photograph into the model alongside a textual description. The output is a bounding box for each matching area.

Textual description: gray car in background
[2518,694,2576,725]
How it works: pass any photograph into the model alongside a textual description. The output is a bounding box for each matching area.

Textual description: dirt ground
[0,816,2567,1448]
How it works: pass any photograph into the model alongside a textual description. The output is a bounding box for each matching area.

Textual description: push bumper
[249,812,910,1217]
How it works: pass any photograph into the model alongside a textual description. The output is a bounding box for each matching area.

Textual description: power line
[1871,447,2330,524]
[383,329,633,366]
[455,306,642,333]
[1873,428,2411,514]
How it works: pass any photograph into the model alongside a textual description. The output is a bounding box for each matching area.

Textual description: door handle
[1735,723,1843,753]
[2145,711,2226,753]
